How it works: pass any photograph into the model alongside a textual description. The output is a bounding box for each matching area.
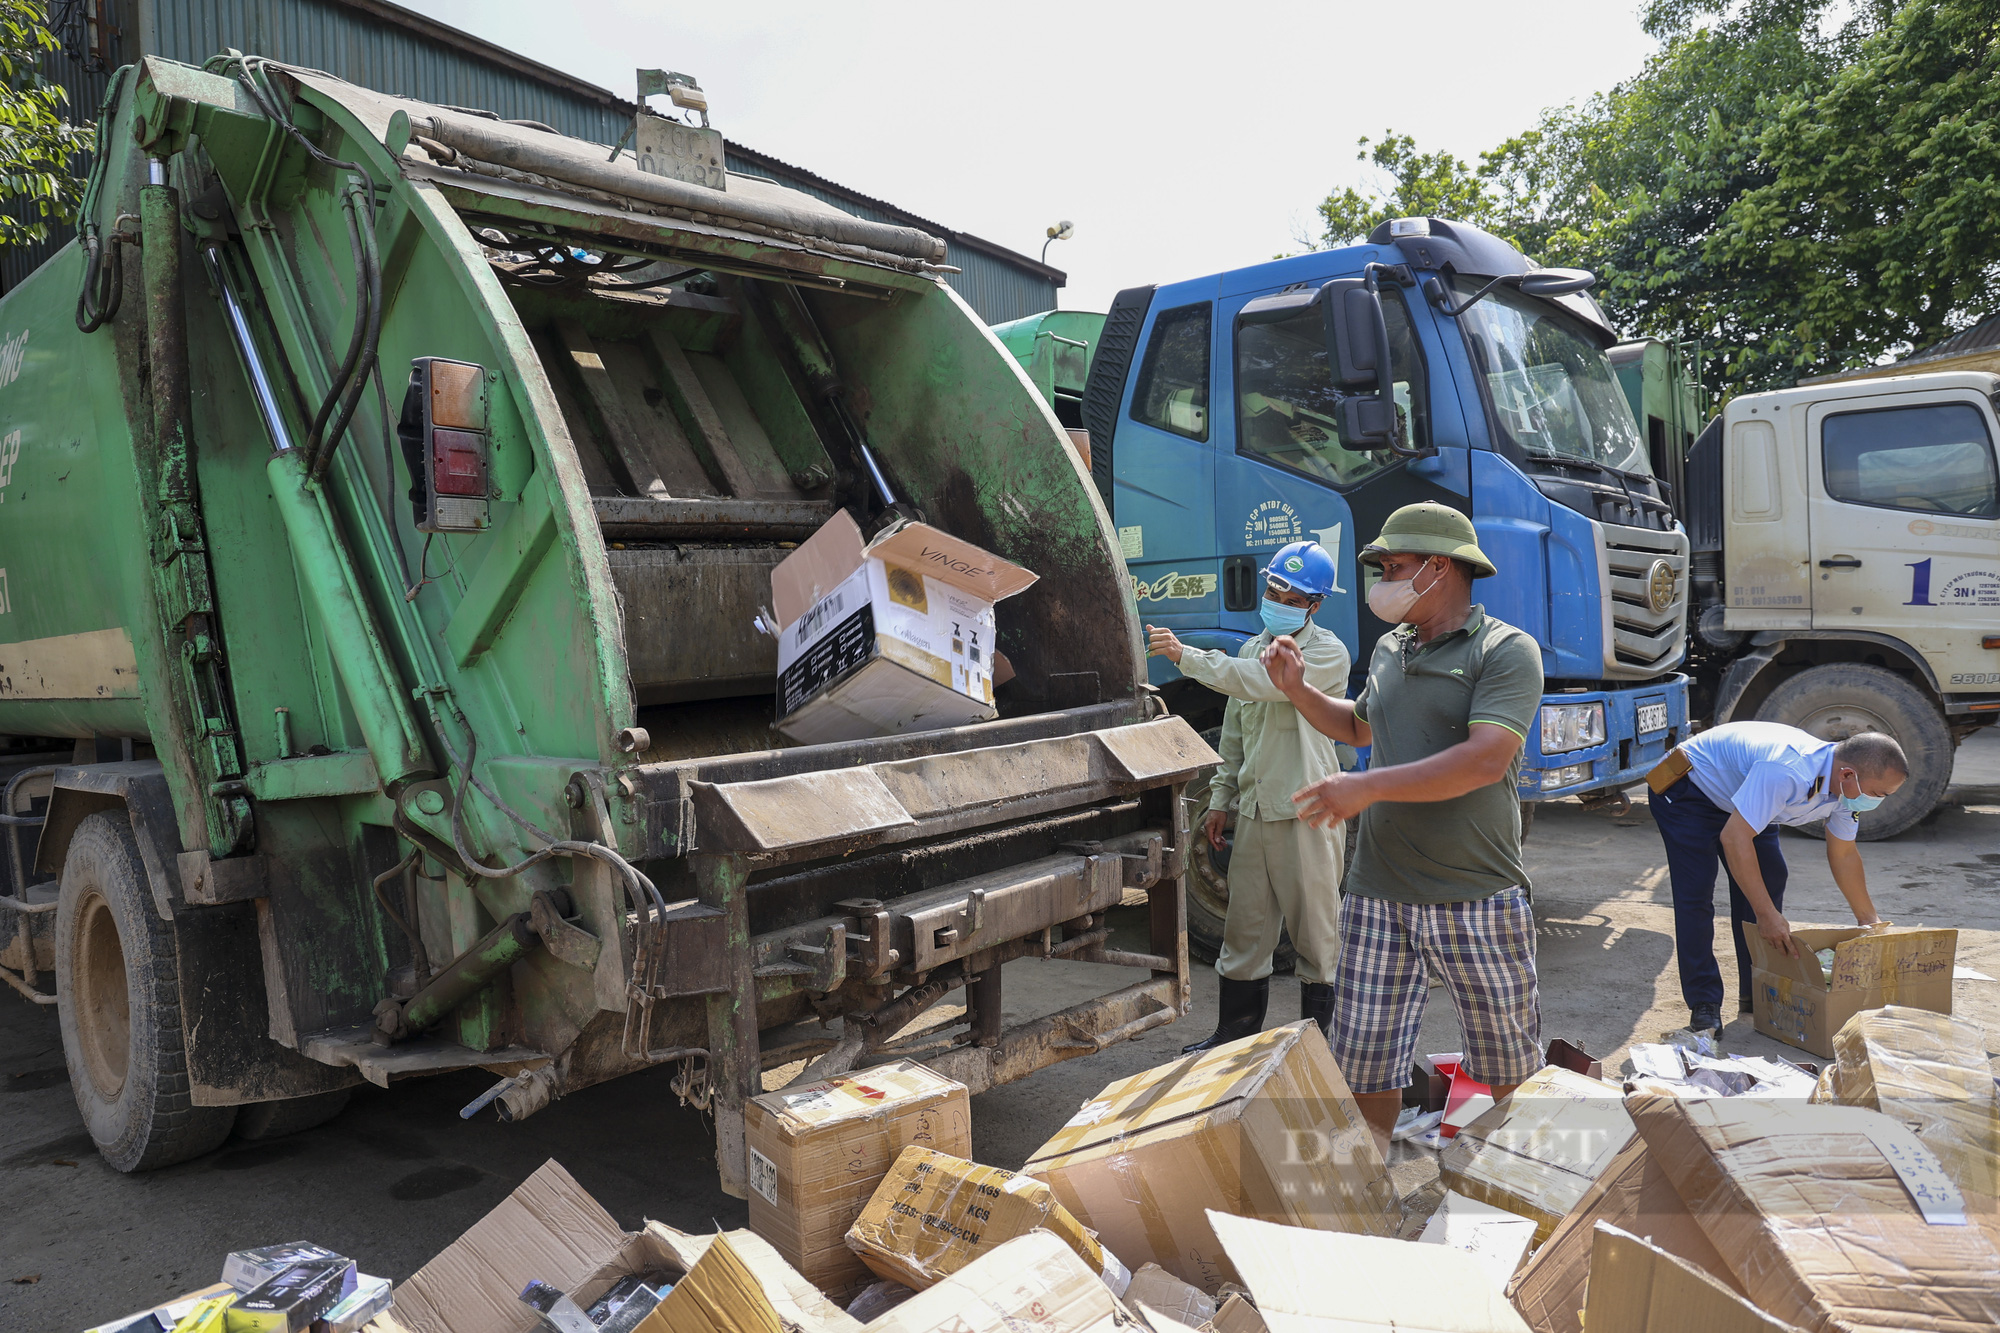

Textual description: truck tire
[1184,728,1297,971]
[233,1088,353,1142]
[54,811,238,1171]
[1755,664,1952,841]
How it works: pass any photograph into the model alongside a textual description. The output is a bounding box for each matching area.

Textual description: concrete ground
[6,729,1998,1329]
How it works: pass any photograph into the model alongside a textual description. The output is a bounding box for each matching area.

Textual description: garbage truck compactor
[0,57,1209,1189]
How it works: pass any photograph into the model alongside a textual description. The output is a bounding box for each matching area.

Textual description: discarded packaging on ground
[1024,1021,1398,1291]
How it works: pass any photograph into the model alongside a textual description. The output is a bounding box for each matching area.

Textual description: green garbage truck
[0,55,1208,1193]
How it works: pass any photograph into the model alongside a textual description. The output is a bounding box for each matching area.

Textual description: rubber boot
[1300,981,1337,1040]
[1182,976,1269,1054]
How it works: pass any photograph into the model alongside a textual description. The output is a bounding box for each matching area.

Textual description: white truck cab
[1685,369,2000,836]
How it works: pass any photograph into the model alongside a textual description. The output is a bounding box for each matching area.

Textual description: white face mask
[1367,559,1443,624]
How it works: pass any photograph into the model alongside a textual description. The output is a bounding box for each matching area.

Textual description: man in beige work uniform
[1147,540,1350,1049]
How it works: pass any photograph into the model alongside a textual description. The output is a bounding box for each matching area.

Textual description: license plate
[1636,702,1669,735]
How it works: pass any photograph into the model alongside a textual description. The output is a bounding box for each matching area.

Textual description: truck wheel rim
[1795,703,1894,743]
[74,891,131,1100]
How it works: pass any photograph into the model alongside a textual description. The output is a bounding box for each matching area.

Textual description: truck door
[1806,390,2000,685]
[1115,298,1220,639]
[1218,283,1446,663]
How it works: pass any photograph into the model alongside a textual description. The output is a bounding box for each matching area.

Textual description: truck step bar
[300,1027,551,1090]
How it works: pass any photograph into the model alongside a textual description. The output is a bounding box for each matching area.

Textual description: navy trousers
[1650,776,1788,1011]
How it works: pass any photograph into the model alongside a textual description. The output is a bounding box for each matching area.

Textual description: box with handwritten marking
[743,1060,970,1301]
[1743,925,1955,1058]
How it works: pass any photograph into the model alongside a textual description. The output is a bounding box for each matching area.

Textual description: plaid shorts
[1328,887,1542,1094]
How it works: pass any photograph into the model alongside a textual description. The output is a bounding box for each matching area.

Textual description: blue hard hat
[1264,541,1337,598]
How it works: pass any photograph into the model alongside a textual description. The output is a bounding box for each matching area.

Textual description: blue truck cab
[1079,217,1691,803]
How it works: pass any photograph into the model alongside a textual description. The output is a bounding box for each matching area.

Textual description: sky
[409,1,1663,314]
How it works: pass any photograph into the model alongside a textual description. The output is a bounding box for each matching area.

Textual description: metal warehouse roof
[1807,310,2000,385]
[4,0,1063,322]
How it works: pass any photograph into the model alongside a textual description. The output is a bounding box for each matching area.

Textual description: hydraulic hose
[423,694,667,927]
[74,66,133,334]
[217,56,384,480]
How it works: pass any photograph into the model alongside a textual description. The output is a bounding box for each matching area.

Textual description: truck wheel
[1755,664,1952,841]
[233,1088,353,1142]
[1184,729,1298,971]
[54,811,237,1171]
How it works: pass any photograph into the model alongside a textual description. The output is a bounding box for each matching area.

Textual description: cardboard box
[1505,1141,1746,1333]
[1629,1092,2000,1331]
[390,1159,860,1333]
[769,511,1037,744]
[1211,1295,1269,1333]
[1581,1223,1803,1333]
[744,1060,971,1299]
[1439,1066,1636,1246]
[1123,1263,1219,1328]
[1544,1039,1603,1082]
[1815,1004,2000,1204]
[1024,1021,1398,1292]
[1743,925,1956,1058]
[846,1147,1126,1293]
[1206,1210,1534,1332]
[860,1231,1132,1333]
[634,1231,816,1333]
[1417,1191,1538,1290]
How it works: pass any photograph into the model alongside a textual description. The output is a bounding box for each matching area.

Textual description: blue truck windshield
[1456,284,1651,477]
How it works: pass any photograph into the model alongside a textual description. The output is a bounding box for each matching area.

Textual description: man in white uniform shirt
[1646,721,1907,1032]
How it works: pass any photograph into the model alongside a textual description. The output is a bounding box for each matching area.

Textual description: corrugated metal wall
[1,0,1060,322]
[143,0,630,143]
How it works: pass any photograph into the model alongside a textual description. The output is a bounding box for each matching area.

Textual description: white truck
[1684,369,2000,837]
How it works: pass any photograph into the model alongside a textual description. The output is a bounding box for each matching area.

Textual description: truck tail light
[398,357,491,533]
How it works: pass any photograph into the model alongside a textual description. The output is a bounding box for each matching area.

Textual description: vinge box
[1743,924,1955,1058]
[743,1060,971,1299]
[1023,1021,1398,1293]
[769,511,1037,745]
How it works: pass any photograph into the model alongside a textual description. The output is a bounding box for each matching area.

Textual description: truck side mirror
[1317,277,1426,458]
[398,357,492,533]
[1318,279,1383,392]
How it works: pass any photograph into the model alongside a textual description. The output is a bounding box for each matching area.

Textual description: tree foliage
[0,0,90,247]
[1307,0,1999,396]
[1313,133,1499,249]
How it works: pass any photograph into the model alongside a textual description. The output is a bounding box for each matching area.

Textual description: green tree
[1477,0,1864,393]
[0,0,90,247]
[1311,132,1506,249]
[1305,1,2000,397]
[1710,0,2000,374]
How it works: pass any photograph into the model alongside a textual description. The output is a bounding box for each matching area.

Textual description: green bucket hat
[1359,502,1497,579]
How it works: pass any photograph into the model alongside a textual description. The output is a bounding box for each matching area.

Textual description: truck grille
[1598,521,1688,677]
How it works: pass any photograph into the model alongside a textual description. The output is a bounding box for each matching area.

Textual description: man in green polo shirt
[1262,502,1545,1157]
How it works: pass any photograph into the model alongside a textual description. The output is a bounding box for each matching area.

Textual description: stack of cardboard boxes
[75,988,2000,1333]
